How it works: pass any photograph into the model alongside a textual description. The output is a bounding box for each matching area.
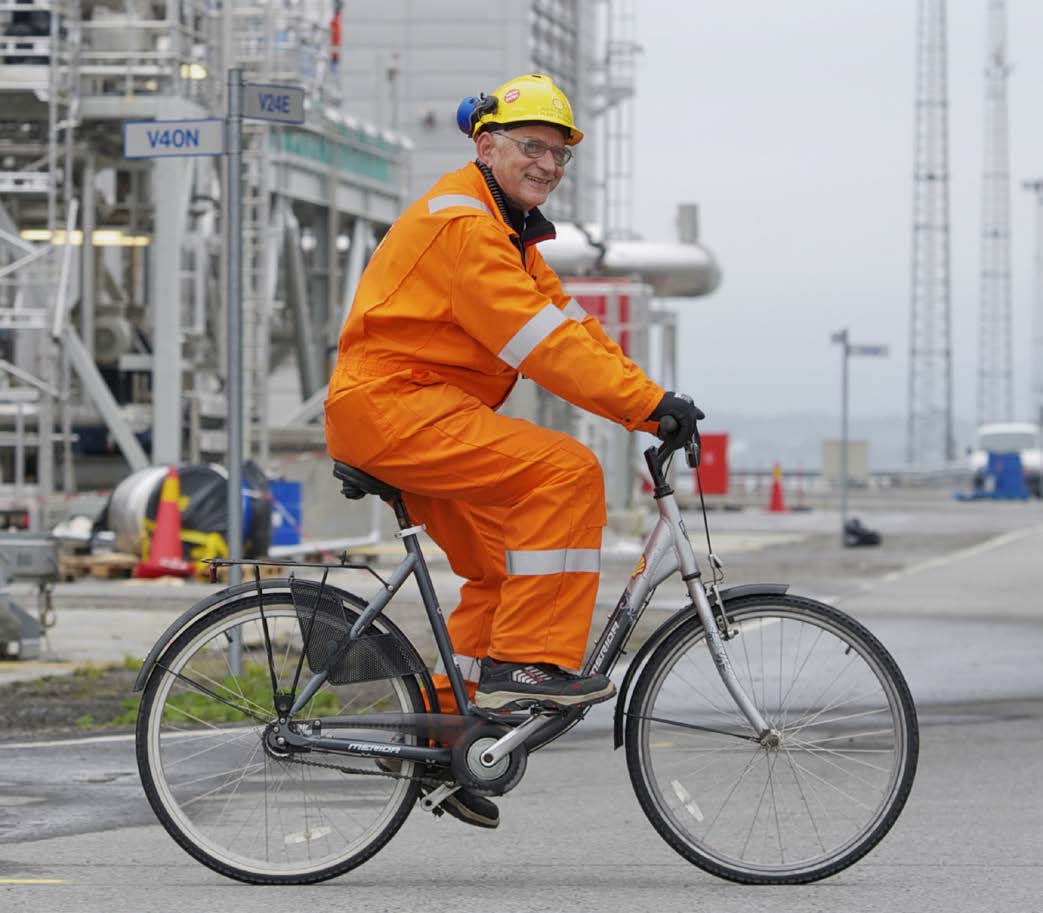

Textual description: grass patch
[109,661,346,728]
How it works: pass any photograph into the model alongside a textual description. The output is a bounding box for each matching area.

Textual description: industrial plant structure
[0,1,720,538]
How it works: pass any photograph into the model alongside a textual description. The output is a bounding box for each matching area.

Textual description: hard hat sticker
[504,88,521,103]
[552,97,564,109]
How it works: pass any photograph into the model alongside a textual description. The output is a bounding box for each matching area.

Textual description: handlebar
[649,416,701,489]
[655,416,701,464]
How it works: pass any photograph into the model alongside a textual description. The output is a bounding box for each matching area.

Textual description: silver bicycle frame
[481,479,772,767]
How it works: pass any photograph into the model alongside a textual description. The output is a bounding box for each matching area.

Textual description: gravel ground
[0,664,141,740]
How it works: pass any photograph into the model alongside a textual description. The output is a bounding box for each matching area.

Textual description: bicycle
[132,425,918,885]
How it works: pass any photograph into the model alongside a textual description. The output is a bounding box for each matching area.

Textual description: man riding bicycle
[324,73,702,828]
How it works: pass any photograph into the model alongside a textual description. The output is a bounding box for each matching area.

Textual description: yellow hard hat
[463,74,583,145]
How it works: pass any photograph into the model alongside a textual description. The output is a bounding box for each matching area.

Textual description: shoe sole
[474,681,616,711]
[441,794,499,829]
[375,759,499,829]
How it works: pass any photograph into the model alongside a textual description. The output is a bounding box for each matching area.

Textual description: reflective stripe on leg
[433,652,483,684]
[504,547,601,575]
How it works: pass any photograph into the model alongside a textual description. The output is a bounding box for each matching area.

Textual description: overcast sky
[632,0,1042,430]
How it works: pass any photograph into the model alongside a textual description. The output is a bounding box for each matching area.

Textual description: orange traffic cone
[134,467,193,578]
[768,463,787,513]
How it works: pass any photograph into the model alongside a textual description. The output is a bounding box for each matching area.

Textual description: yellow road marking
[0,879,66,884]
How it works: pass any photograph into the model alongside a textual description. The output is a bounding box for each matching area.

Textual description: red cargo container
[693,433,729,495]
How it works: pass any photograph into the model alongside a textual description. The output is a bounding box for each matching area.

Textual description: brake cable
[686,435,734,637]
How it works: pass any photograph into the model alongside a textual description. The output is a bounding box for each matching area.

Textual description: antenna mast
[907,0,955,464]
[977,0,1014,424]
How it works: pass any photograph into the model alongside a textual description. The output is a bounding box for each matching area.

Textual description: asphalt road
[1,497,1042,911]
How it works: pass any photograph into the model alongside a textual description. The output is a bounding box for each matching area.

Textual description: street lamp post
[830,330,889,546]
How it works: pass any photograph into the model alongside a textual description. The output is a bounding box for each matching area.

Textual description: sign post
[830,330,889,545]
[225,67,244,604]
[223,78,304,619]
[121,74,305,672]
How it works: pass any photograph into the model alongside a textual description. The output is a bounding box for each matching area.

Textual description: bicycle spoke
[786,736,894,774]
[157,664,268,724]
[780,745,827,854]
[739,750,778,860]
[658,660,752,730]
[630,712,759,742]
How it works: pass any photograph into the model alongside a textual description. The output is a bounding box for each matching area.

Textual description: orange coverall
[325,163,665,712]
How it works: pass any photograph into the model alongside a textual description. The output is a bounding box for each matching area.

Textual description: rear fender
[612,583,789,749]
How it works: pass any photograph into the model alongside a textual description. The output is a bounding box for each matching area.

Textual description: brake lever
[685,426,701,468]
[684,440,700,468]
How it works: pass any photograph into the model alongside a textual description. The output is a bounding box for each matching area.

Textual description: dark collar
[473,161,557,248]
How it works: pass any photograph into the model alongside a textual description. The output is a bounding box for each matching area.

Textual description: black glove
[648,392,705,448]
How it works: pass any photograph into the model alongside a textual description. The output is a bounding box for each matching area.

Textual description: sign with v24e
[123,118,225,158]
[243,83,305,124]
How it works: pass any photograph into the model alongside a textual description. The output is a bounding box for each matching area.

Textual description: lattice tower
[907,0,955,464]
[977,0,1014,424]
[1023,180,1043,427]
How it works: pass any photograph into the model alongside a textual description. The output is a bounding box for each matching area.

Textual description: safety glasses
[495,133,573,167]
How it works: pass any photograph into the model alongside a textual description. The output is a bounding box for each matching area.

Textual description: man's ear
[474,131,497,165]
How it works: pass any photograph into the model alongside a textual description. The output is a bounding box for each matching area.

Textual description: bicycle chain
[279,750,420,782]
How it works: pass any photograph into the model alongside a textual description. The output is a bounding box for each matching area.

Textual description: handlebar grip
[657,415,679,440]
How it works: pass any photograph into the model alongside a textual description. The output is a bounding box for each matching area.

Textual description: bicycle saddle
[332,461,401,500]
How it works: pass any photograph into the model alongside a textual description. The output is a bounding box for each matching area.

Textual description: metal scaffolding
[0,1,409,526]
[977,0,1014,425]
[907,0,955,466]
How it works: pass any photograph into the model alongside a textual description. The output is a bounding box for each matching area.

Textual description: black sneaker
[376,741,499,829]
[436,787,499,829]
[475,658,616,711]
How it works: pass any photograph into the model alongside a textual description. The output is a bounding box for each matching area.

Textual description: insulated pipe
[539,223,721,298]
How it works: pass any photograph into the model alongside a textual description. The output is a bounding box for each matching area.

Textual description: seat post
[389,494,413,530]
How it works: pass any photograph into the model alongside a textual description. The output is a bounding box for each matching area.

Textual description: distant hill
[702,412,979,472]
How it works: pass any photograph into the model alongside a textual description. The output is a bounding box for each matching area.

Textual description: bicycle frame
[259,440,772,769]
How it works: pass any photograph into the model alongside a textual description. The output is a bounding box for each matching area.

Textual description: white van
[969,422,1042,497]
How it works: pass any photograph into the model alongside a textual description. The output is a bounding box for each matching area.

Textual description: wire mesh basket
[290,577,425,685]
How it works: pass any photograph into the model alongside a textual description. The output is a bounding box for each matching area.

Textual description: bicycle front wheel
[625,594,918,884]
[136,592,425,884]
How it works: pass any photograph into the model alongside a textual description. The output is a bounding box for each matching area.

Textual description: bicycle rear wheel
[136,591,425,884]
[625,594,918,884]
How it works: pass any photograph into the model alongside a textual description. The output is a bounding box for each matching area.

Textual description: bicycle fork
[656,493,773,741]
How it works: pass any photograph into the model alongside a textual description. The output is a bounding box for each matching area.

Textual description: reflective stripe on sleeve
[505,548,601,576]
[497,303,567,368]
[563,297,587,321]
[428,194,493,216]
[433,653,482,684]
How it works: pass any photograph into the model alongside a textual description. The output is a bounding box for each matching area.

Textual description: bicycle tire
[136,591,425,884]
[625,594,918,884]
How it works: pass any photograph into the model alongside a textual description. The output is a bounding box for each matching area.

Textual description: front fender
[612,583,789,749]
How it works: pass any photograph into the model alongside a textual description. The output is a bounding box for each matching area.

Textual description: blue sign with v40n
[123,119,225,158]
[243,83,305,124]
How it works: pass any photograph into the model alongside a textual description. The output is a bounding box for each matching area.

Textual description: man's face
[477,123,568,211]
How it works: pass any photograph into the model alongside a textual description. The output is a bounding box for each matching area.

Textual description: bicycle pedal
[419,781,460,814]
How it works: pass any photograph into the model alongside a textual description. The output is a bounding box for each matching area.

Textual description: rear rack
[203,556,389,588]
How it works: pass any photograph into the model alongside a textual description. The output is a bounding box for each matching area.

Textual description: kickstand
[419,782,461,815]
